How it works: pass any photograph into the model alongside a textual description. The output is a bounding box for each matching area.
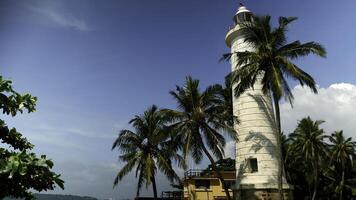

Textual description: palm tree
[162,76,236,200]
[328,130,356,200]
[289,117,328,200]
[221,15,326,199]
[282,133,311,199]
[112,105,183,199]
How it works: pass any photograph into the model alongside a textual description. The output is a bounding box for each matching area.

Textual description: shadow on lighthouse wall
[248,93,277,130]
[245,131,276,155]
[236,93,279,183]
[244,93,278,155]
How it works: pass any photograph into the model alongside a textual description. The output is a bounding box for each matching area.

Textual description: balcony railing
[184,169,218,179]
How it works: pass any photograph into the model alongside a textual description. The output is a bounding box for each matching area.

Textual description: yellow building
[183,169,235,200]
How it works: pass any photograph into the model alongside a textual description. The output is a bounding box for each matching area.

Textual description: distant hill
[4,194,99,200]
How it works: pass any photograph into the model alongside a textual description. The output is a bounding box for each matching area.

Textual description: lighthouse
[225,4,291,200]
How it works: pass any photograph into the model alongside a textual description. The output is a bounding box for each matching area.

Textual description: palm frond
[114,159,137,186]
[279,41,326,59]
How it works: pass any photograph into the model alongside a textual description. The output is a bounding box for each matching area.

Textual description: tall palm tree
[289,117,328,200]
[112,105,183,199]
[162,76,236,200]
[328,130,356,200]
[221,15,326,199]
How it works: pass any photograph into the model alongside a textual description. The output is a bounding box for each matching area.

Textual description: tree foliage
[112,105,184,199]
[161,76,236,200]
[202,158,235,175]
[221,15,326,104]
[0,76,64,200]
[284,117,356,200]
[4,193,97,200]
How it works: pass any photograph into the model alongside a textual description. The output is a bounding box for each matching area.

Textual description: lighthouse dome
[233,4,253,24]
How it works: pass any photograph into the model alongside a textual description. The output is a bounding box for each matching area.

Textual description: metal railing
[184,169,203,177]
[184,169,217,179]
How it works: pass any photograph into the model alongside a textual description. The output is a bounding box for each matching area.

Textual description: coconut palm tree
[221,15,326,199]
[112,105,184,199]
[282,133,312,199]
[328,130,356,200]
[161,76,236,200]
[289,117,328,200]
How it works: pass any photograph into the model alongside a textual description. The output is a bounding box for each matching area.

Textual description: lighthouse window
[245,13,253,21]
[236,12,253,22]
[237,13,245,21]
[247,158,258,173]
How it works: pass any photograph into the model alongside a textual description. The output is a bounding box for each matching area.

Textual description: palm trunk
[273,96,284,200]
[151,176,158,200]
[136,178,140,198]
[340,169,344,200]
[201,144,232,200]
[311,160,318,200]
[308,184,312,199]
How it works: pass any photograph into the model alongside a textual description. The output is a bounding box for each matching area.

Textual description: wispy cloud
[26,3,91,31]
[43,10,91,31]
[29,123,118,140]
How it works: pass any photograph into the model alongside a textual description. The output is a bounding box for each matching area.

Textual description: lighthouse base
[233,184,293,200]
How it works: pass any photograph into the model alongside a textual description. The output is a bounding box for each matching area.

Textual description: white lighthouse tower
[225,4,291,200]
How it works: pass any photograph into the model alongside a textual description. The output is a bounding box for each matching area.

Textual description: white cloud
[281,83,356,138]
[44,10,90,31]
[26,3,91,31]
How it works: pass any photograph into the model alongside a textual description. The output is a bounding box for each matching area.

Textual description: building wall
[183,172,235,200]
[234,188,293,200]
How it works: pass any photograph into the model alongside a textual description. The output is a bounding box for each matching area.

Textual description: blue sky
[1,0,356,199]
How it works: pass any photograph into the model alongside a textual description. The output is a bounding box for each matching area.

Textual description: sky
[1,0,356,199]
